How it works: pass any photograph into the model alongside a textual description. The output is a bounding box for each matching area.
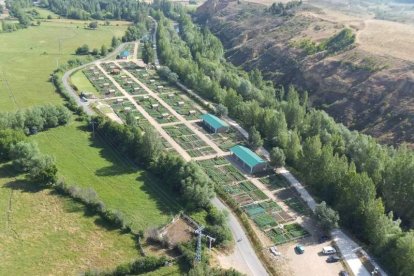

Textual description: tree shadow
[1,163,44,193]
[76,124,137,176]
[4,179,45,193]
[75,123,183,219]
[136,172,183,216]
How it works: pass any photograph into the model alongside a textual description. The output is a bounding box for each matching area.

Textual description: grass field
[0,164,138,275]
[71,70,99,95]
[0,17,129,112]
[30,120,181,231]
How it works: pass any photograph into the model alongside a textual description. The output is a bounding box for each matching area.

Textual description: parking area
[277,219,345,276]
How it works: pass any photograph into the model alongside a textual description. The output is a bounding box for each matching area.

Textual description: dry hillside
[196,0,414,146]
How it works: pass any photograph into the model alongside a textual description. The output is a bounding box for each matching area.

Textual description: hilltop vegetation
[196,0,414,146]
[152,2,414,274]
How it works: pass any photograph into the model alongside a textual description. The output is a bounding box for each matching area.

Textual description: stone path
[95,62,192,161]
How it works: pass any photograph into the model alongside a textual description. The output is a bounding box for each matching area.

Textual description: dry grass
[0,167,138,275]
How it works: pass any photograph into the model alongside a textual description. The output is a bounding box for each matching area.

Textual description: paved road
[148,16,160,67]
[61,43,127,116]
[212,198,268,276]
[62,40,268,275]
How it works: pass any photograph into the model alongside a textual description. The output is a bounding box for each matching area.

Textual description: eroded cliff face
[196,0,414,146]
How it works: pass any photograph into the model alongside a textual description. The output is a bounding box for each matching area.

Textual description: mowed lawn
[0,18,129,112]
[71,70,99,96]
[0,165,138,275]
[31,120,182,231]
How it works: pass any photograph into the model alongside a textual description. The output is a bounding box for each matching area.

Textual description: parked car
[339,271,349,276]
[295,244,305,254]
[322,246,337,255]
[326,255,341,263]
[270,246,281,256]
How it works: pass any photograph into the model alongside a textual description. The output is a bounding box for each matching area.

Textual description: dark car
[294,244,305,254]
[326,255,341,263]
[339,271,349,276]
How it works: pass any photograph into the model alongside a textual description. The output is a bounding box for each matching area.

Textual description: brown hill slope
[196,0,414,146]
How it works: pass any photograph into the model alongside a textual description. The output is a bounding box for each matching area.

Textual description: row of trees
[93,117,232,246]
[40,0,149,21]
[268,1,302,16]
[0,104,71,135]
[155,7,414,275]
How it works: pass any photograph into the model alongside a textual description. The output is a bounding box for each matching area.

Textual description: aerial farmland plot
[135,96,178,124]
[83,65,122,98]
[163,124,216,157]
[159,92,202,120]
[106,98,149,126]
[193,122,246,150]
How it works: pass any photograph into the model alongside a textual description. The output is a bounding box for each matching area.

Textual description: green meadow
[0,164,138,275]
[0,11,185,274]
[31,120,181,231]
[0,16,129,112]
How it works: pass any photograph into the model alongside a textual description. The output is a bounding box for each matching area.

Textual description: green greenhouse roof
[230,145,265,168]
[201,113,228,130]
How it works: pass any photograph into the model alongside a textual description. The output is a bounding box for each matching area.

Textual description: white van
[322,246,337,255]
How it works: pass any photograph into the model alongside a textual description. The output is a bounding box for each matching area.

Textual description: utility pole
[194,226,216,264]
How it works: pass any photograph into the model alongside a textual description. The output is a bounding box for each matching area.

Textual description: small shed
[168,93,175,98]
[230,145,267,174]
[201,113,229,133]
[117,98,124,102]
[177,101,185,106]
[120,50,130,59]
[124,107,132,111]
[189,110,197,115]
[151,104,159,109]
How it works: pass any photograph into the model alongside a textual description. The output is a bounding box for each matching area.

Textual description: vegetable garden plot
[163,124,216,157]
[121,61,141,70]
[237,181,268,201]
[258,174,290,191]
[135,97,178,124]
[267,223,309,245]
[160,93,201,120]
[100,62,122,73]
[106,99,149,128]
[243,203,278,230]
[194,122,246,151]
[83,66,122,98]
[113,74,146,96]
[282,196,309,215]
[233,193,254,206]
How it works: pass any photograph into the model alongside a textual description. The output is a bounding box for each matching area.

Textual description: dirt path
[133,42,139,60]
[115,61,227,157]
[95,62,192,161]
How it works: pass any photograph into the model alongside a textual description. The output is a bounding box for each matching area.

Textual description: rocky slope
[196,0,414,146]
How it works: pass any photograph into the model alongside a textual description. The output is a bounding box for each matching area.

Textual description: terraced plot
[107,98,149,128]
[135,96,178,124]
[159,92,201,120]
[83,65,121,98]
[258,174,290,191]
[267,223,309,245]
[194,122,245,150]
[163,124,216,157]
